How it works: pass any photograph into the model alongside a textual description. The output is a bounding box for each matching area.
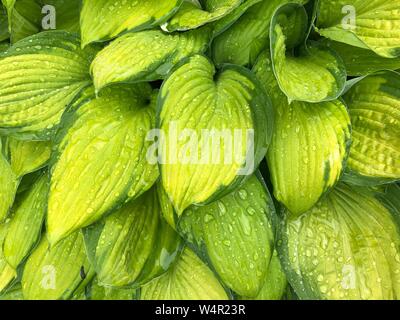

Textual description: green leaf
[21,231,91,300]
[42,0,80,33]
[343,71,400,185]
[157,180,177,230]
[140,247,228,300]
[9,138,51,178]
[3,0,42,43]
[178,174,275,297]
[270,3,346,103]
[163,0,242,32]
[47,84,159,245]
[0,141,17,221]
[88,277,136,300]
[278,183,400,300]
[0,5,8,41]
[0,221,16,293]
[241,251,287,300]
[212,0,308,66]
[80,0,183,47]
[3,172,48,269]
[0,31,97,140]
[325,40,400,77]
[254,49,351,215]
[91,28,210,92]
[316,0,400,58]
[158,54,273,215]
[84,187,181,288]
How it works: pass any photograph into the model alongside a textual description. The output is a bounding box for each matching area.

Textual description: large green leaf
[3,172,48,269]
[47,84,159,245]
[22,231,91,300]
[0,31,97,140]
[254,50,351,215]
[178,174,275,297]
[241,251,287,300]
[0,221,16,293]
[9,138,51,178]
[2,0,42,43]
[163,0,242,32]
[88,277,136,300]
[270,3,346,103]
[325,40,400,77]
[158,54,273,215]
[80,0,182,47]
[0,283,23,300]
[91,28,210,92]
[278,183,400,300]
[140,248,228,300]
[0,139,17,221]
[212,0,308,67]
[343,71,400,185]
[317,0,400,58]
[84,187,182,288]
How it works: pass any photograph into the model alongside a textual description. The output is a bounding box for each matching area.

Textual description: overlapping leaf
[0,139,17,221]
[9,138,51,178]
[84,187,181,288]
[0,5,8,41]
[317,0,400,58]
[140,248,228,300]
[163,0,242,32]
[278,183,400,300]
[47,84,159,245]
[0,222,16,293]
[0,31,97,140]
[178,174,275,297]
[343,71,400,185]
[88,277,136,300]
[158,54,273,215]
[270,3,346,103]
[254,50,351,215]
[91,28,210,91]
[3,172,48,269]
[80,0,182,47]
[22,231,91,300]
[212,0,308,66]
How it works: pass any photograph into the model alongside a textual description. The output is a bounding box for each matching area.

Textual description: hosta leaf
[0,31,97,140]
[9,138,51,178]
[212,0,308,66]
[163,0,242,32]
[157,181,177,229]
[241,251,287,300]
[178,174,275,297]
[140,248,228,300]
[159,54,272,215]
[0,5,8,41]
[317,0,400,58]
[84,187,181,288]
[0,221,16,293]
[80,0,182,47]
[254,50,351,215]
[42,0,80,33]
[325,40,400,77]
[343,71,400,185]
[3,172,48,269]
[88,277,136,300]
[91,28,210,92]
[0,140,17,221]
[277,183,400,300]
[47,84,159,245]
[22,231,90,300]
[270,3,346,103]
[3,0,42,43]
